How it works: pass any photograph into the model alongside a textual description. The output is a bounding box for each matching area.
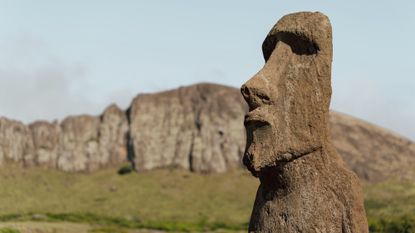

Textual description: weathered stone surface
[0,117,34,166]
[57,115,101,172]
[0,83,413,181]
[129,83,247,173]
[241,12,368,232]
[56,104,129,172]
[0,83,414,182]
[99,104,129,167]
[127,83,415,182]
[29,120,60,168]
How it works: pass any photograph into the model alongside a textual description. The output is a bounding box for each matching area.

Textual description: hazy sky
[0,1,414,140]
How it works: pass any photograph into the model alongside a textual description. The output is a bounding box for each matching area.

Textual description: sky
[0,1,414,140]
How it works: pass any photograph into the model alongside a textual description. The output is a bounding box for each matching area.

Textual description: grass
[0,165,256,232]
[0,213,247,232]
[0,227,20,233]
[0,164,413,232]
[364,180,415,233]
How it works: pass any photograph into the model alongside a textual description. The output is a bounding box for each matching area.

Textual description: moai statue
[240,12,368,233]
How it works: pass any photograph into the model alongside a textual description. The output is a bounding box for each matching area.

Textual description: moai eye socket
[262,31,320,61]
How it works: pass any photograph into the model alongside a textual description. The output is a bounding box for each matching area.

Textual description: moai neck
[256,146,331,193]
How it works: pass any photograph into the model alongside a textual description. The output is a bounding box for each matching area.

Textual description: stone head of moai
[241,12,333,177]
[240,12,368,232]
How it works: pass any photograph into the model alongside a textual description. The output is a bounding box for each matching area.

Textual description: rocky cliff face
[129,83,247,173]
[56,105,129,172]
[29,120,60,168]
[0,118,34,166]
[0,83,414,182]
[0,104,129,172]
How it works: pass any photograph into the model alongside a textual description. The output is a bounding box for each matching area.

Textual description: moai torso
[241,12,368,233]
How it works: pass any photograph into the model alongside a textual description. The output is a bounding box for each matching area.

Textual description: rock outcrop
[0,104,129,172]
[126,84,415,182]
[29,120,60,168]
[241,12,367,232]
[56,104,129,172]
[0,118,34,166]
[129,83,247,173]
[99,104,129,168]
[0,82,414,183]
[58,114,101,172]
[0,83,414,183]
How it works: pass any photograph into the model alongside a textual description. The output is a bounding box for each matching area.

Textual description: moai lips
[241,12,368,233]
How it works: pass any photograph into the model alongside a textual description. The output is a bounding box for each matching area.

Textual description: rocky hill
[0,83,414,182]
[330,112,415,182]
[0,104,128,172]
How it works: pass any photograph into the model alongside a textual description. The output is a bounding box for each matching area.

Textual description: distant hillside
[0,83,414,183]
[330,112,415,182]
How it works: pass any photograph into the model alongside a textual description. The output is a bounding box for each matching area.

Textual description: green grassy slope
[0,165,413,232]
[364,180,415,232]
[0,165,256,232]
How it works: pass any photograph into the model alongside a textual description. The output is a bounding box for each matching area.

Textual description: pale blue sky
[0,1,414,140]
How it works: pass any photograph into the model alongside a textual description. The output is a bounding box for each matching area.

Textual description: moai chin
[241,12,368,233]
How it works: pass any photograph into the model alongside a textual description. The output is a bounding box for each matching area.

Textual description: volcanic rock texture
[0,85,414,182]
[241,11,367,232]
[129,83,246,173]
[0,104,128,172]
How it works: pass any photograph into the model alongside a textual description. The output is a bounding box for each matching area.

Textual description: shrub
[117,163,134,175]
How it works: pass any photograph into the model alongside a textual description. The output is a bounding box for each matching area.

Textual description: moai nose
[240,74,271,111]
